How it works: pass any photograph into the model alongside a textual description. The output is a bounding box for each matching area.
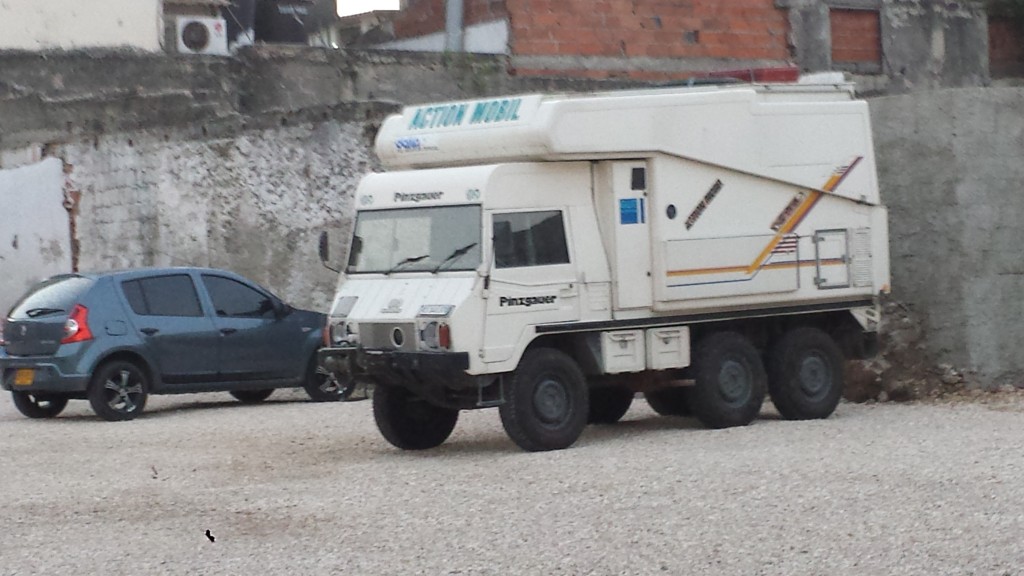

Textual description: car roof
[78,267,250,281]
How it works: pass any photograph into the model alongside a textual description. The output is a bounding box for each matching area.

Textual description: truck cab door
[482,209,581,364]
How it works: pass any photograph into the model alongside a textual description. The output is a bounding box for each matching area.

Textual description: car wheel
[11,391,68,419]
[372,385,459,450]
[587,386,633,424]
[499,348,589,452]
[230,389,274,403]
[644,387,692,416]
[304,359,354,402]
[688,332,766,429]
[88,361,149,422]
[768,327,844,420]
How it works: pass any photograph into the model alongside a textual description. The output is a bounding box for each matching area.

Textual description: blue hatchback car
[0,267,343,421]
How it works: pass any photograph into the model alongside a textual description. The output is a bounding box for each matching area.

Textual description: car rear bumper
[0,354,90,393]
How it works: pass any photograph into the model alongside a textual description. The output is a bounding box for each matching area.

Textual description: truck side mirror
[319,231,340,273]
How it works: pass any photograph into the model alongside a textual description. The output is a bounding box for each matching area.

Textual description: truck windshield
[348,205,482,274]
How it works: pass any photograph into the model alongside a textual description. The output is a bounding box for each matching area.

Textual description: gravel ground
[2,390,1024,576]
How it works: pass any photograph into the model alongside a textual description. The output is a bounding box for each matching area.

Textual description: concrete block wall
[871,87,1024,386]
[57,115,381,311]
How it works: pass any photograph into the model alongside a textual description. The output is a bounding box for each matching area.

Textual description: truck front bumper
[319,346,470,382]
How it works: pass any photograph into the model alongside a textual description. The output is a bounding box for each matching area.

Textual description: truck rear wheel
[644,387,691,416]
[372,385,459,450]
[689,332,766,429]
[768,327,844,420]
[500,348,589,451]
[588,386,633,424]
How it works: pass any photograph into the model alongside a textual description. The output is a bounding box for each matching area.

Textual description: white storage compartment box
[646,326,690,370]
[600,330,646,373]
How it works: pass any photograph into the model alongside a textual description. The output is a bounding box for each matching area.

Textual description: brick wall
[989,17,1024,77]
[393,0,508,38]
[830,9,881,68]
[506,0,791,79]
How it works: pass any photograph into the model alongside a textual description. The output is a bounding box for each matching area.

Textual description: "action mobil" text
[499,295,557,307]
[407,98,523,130]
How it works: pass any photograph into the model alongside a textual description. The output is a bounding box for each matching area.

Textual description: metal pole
[444,0,464,52]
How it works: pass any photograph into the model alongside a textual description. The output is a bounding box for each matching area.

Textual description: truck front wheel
[767,327,844,420]
[372,385,459,450]
[500,348,589,451]
[689,332,766,429]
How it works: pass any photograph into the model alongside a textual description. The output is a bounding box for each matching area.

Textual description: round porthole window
[391,327,405,347]
[666,204,677,219]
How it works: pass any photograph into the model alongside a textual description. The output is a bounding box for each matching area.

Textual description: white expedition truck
[318,78,890,452]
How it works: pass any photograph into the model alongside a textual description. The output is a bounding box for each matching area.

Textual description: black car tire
[644,387,692,416]
[230,389,274,403]
[588,386,634,424]
[767,327,845,420]
[304,359,354,402]
[11,391,68,419]
[88,360,149,422]
[499,348,589,452]
[688,332,766,429]
[372,385,459,450]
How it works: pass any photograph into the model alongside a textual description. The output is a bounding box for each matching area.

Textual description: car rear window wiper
[24,307,65,318]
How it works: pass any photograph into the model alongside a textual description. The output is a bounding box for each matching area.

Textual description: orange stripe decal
[668,157,863,279]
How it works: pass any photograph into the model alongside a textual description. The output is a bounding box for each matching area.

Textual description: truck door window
[493,211,570,268]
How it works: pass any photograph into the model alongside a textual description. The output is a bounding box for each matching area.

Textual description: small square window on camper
[493,211,570,268]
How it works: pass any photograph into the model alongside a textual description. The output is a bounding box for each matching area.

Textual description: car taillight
[322,319,331,347]
[61,304,93,344]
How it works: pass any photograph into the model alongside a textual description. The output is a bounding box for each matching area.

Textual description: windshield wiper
[432,242,478,273]
[386,254,429,274]
[25,307,65,318]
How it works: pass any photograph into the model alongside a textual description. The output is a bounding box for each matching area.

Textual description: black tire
[688,332,766,429]
[644,387,692,416]
[588,386,634,424]
[768,327,845,420]
[499,348,589,452]
[372,385,459,450]
[11,391,68,419]
[88,361,149,422]
[304,359,354,402]
[230,389,274,403]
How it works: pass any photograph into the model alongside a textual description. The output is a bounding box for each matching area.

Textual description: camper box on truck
[318,78,890,452]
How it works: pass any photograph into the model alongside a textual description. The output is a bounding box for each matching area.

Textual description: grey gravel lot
[2,391,1024,576]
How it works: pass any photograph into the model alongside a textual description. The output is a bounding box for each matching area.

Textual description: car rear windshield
[7,275,94,320]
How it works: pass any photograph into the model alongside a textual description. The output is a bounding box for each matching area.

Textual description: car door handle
[220,328,237,336]
[140,328,159,336]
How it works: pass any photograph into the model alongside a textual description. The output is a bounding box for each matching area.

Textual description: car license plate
[13,369,34,386]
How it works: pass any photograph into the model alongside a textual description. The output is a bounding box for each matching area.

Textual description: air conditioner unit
[176,17,229,56]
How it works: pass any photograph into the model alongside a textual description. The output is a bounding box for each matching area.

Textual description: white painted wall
[0,158,72,316]
[377,19,509,54]
[0,0,163,52]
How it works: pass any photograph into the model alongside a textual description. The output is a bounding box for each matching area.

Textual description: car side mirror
[319,231,340,273]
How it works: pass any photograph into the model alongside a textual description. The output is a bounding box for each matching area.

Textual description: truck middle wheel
[688,332,767,429]
[499,348,589,451]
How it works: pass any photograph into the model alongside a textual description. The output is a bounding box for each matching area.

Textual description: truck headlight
[326,296,359,346]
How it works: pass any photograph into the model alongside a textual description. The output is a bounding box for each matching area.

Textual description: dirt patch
[844,296,985,403]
